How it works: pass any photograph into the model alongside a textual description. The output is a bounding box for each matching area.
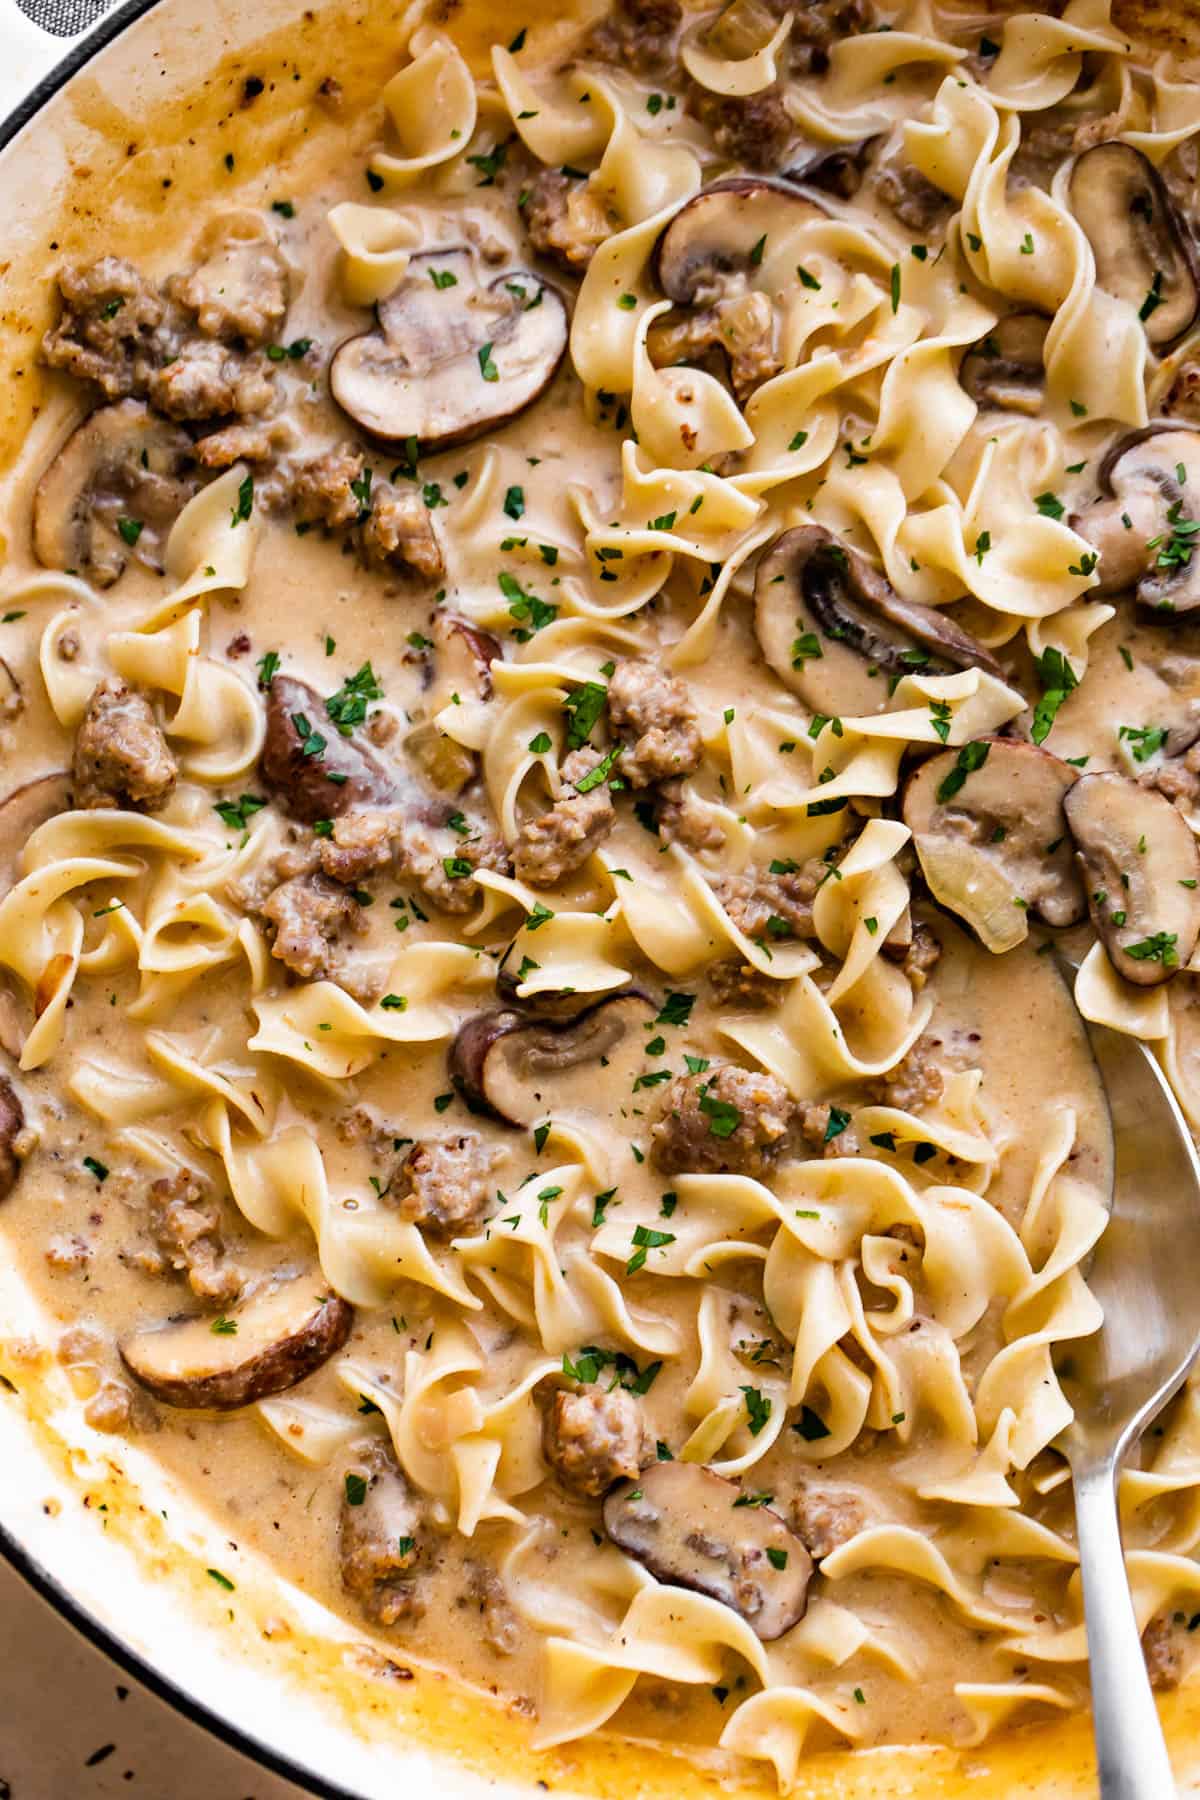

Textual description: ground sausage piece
[73,679,178,811]
[171,230,289,348]
[522,170,617,275]
[713,860,824,942]
[687,85,794,170]
[142,1169,243,1307]
[1144,742,1200,810]
[0,1075,27,1202]
[340,1439,424,1627]
[290,444,366,530]
[869,1035,944,1112]
[798,1101,859,1158]
[195,420,282,467]
[147,337,274,422]
[790,1480,867,1559]
[883,920,942,993]
[461,1564,520,1656]
[513,748,616,886]
[392,816,510,914]
[45,1233,92,1270]
[655,777,723,852]
[652,1063,797,1176]
[607,658,702,788]
[872,157,952,232]
[84,1381,135,1435]
[395,1133,499,1238]
[584,0,682,75]
[41,258,166,400]
[1143,1614,1183,1691]
[318,807,401,883]
[707,959,782,1009]
[543,1385,647,1497]
[260,873,363,980]
[359,480,445,580]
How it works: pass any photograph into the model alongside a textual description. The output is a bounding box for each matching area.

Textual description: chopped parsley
[935,739,990,803]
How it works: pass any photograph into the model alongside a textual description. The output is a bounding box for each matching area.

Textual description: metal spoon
[1053,1000,1200,1799]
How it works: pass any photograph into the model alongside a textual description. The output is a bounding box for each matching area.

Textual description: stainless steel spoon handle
[1074,1459,1177,1799]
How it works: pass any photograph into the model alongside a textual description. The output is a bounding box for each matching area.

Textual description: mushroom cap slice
[33,400,198,588]
[0,1075,25,1203]
[959,313,1047,416]
[754,525,1001,718]
[903,738,1085,953]
[603,1461,812,1641]
[259,676,395,822]
[1063,771,1200,986]
[0,772,71,889]
[450,990,655,1127]
[1074,427,1200,612]
[783,138,878,201]
[1068,144,1199,351]
[121,1280,354,1410]
[330,251,568,452]
[655,178,827,308]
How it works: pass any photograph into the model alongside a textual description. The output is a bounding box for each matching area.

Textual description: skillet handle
[1074,1458,1178,1800]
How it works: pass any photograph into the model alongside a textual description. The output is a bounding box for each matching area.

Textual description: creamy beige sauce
[1,0,1199,1778]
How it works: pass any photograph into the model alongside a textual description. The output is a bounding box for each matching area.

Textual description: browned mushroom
[654,179,827,307]
[1063,771,1200,985]
[259,676,395,822]
[603,1461,812,1640]
[330,251,568,451]
[959,313,1048,415]
[1073,427,1200,614]
[784,139,878,201]
[450,990,655,1127]
[1068,144,1199,351]
[405,613,501,795]
[754,525,1001,717]
[0,1075,27,1202]
[120,1279,353,1409]
[0,772,72,890]
[33,401,199,588]
[902,738,1085,954]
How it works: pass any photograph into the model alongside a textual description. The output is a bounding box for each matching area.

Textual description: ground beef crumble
[513,747,616,885]
[135,1169,243,1307]
[73,679,177,812]
[607,658,702,787]
[395,1134,500,1237]
[652,1063,797,1175]
[542,1385,647,1496]
[260,873,364,980]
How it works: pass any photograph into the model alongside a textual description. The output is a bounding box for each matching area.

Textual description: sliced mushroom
[406,613,502,794]
[1073,427,1200,614]
[959,313,1048,416]
[655,179,827,309]
[120,1279,353,1409]
[1069,144,1199,351]
[755,525,1002,718]
[603,1461,812,1641]
[259,676,395,822]
[0,1075,27,1202]
[1063,771,1200,985]
[784,139,878,201]
[330,251,568,451]
[450,990,655,1127]
[0,772,71,890]
[33,400,199,588]
[903,738,1085,954]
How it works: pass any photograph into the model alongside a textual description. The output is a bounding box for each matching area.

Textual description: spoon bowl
[1053,997,1200,1800]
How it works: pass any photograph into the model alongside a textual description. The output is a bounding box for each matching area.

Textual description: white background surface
[0,1557,307,1800]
